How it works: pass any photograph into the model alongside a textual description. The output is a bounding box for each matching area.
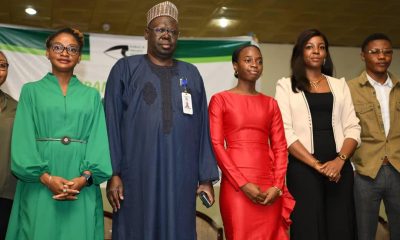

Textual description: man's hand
[197,182,215,206]
[106,175,124,212]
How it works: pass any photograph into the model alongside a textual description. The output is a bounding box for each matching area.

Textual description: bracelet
[272,186,283,196]
[337,153,348,162]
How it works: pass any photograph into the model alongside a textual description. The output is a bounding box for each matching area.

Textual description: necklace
[309,75,325,89]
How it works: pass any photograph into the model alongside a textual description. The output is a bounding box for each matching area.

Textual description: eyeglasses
[367,48,393,56]
[147,27,180,37]
[51,43,80,56]
[0,62,9,70]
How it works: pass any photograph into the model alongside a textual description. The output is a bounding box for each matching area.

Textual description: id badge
[182,92,193,115]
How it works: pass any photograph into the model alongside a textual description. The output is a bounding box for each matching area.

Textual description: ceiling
[1,0,399,48]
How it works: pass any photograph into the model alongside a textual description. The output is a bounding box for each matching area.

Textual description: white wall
[259,43,400,96]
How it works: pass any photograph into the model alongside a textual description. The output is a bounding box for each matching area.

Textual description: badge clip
[180,77,193,115]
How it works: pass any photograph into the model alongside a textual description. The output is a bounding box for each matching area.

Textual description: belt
[36,136,87,145]
[382,156,390,165]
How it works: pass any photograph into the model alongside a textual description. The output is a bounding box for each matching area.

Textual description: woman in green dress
[6,28,112,240]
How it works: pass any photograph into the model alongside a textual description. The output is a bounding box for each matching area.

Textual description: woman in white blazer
[275,29,360,240]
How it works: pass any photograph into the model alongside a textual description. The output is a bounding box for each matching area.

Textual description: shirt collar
[366,73,393,88]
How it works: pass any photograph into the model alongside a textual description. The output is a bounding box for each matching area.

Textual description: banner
[0,25,254,101]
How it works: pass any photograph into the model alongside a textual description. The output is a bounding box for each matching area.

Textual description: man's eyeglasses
[147,27,180,37]
[0,62,9,70]
[51,43,80,56]
[367,48,393,56]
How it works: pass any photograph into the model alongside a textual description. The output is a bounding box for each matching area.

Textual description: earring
[323,58,326,65]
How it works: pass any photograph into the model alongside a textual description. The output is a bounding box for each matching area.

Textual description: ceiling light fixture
[218,18,229,28]
[102,23,111,32]
[25,7,37,15]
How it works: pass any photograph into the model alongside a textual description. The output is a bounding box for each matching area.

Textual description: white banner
[0,25,255,102]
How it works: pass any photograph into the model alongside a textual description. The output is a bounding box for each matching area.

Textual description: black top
[304,91,337,162]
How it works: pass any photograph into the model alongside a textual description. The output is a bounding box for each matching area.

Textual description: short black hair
[232,44,261,78]
[45,27,84,51]
[361,33,392,52]
[232,44,261,63]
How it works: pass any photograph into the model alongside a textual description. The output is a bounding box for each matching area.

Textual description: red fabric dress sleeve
[208,94,248,191]
[268,99,295,230]
[269,99,288,190]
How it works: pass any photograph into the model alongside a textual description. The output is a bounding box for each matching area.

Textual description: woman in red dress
[209,45,294,239]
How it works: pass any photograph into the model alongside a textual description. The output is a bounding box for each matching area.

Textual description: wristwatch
[338,153,348,161]
[81,172,93,186]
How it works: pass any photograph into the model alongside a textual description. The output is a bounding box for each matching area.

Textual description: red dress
[209,91,295,240]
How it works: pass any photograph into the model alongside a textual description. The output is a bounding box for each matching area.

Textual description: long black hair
[290,29,334,93]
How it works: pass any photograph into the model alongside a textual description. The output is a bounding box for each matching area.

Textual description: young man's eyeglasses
[147,27,180,37]
[0,62,9,70]
[367,48,393,56]
[51,43,80,56]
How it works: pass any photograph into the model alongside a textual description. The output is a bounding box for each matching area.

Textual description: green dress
[6,73,112,240]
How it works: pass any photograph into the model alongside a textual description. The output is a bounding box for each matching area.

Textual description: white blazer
[275,76,361,153]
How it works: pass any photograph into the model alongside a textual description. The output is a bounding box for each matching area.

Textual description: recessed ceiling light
[102,23,111,32]
[25,7,37,15]
[218,18,229,28]
[221,6,227,10]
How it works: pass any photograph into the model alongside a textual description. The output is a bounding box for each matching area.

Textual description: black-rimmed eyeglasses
[51,43,80,56]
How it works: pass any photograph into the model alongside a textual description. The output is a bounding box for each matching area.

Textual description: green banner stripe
[175,40,251,58]
[0,43,45,55]
[0,26,90,57]
[81,55,90,61]
[176,56,231,63]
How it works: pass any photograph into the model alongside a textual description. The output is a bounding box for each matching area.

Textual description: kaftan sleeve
[79,91,112,185]
[197,76,219,183]
[11,84,48,182]
[208,94,247,191]
[269,99,288,190]
[104,60,125,175]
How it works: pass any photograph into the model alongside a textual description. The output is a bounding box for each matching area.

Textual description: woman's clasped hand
[240,182,281,205]
[40,173,86,200]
